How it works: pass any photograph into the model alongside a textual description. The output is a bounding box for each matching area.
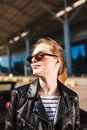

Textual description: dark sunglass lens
[35,52,45,61]
[27,52,45,63]
[27,56,32,63]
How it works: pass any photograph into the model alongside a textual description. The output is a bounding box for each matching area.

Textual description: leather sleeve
[4,89,19,130]
[74,95,80,130]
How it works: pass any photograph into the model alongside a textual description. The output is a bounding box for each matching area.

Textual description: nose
[31,56,37,63]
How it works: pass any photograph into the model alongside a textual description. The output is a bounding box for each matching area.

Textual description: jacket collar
[26,78,39,99]
[26,78,68,99]
[53,80,69,124]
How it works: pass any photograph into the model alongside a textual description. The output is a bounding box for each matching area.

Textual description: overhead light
[65,7,72,12]
[21,31,29,37]
[73,0,86,8]
[8,31,29,45]
[56,0,86,17]
[9,40,13,44]
[13,36,20,41]
[56,6,72,17]
[56,10,65,17]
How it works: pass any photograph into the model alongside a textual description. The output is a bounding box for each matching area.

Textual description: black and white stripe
[40,95,61,123]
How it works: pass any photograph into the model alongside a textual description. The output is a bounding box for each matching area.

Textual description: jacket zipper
[37,115,54,130]
[20,116,35,129]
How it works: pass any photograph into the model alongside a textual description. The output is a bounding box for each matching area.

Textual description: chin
[33,71,43,77]
[33,71,40,76]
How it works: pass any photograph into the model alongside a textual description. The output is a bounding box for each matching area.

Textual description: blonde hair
[33,37,68,83]
[58,67,68,83]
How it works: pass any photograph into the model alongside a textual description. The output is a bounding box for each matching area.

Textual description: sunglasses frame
[27,51,57,63]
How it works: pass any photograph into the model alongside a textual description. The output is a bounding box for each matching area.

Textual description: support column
[63,20,72,74]
[25,38,31,76]
[63,0,72,75]
[7,47,11,74]
[25,38,30,58]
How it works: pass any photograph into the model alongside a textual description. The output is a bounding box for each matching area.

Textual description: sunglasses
[27,51,57,63]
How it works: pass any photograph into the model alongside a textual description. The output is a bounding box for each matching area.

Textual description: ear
[56,58,59,64]
[56,58,61,67]
[57,60,59,63]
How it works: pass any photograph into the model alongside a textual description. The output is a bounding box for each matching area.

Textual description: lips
[31,64,41,69]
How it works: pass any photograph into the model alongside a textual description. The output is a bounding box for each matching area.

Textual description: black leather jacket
[5,78,80,130]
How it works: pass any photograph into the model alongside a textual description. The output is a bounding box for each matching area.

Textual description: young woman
[5,38,80,130]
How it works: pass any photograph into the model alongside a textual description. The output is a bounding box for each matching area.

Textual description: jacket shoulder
[13,78,39,97]
[58,80,78,98]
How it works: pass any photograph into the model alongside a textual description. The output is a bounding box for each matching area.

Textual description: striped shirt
[40,95,60,123]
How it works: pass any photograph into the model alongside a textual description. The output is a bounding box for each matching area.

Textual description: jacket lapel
[28,79,49,122]
[54,80,70,125]
[54,96,69,125]
[17,78,49,123]
[17,79,39,120]
[33,98,49,122]
[26,78,39,98]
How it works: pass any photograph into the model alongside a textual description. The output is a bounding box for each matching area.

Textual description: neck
[38,77,59,96]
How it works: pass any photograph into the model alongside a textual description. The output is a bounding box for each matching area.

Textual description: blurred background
[0,0,87,129]
[0,0,87,76]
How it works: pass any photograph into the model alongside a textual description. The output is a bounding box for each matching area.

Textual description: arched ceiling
[0,0,87,55]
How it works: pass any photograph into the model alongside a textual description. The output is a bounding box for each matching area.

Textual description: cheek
[45,61,53,69]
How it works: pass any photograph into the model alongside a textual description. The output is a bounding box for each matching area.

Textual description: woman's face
[30,43,60,77]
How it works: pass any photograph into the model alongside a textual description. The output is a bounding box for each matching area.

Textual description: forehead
[33,43,52,54]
